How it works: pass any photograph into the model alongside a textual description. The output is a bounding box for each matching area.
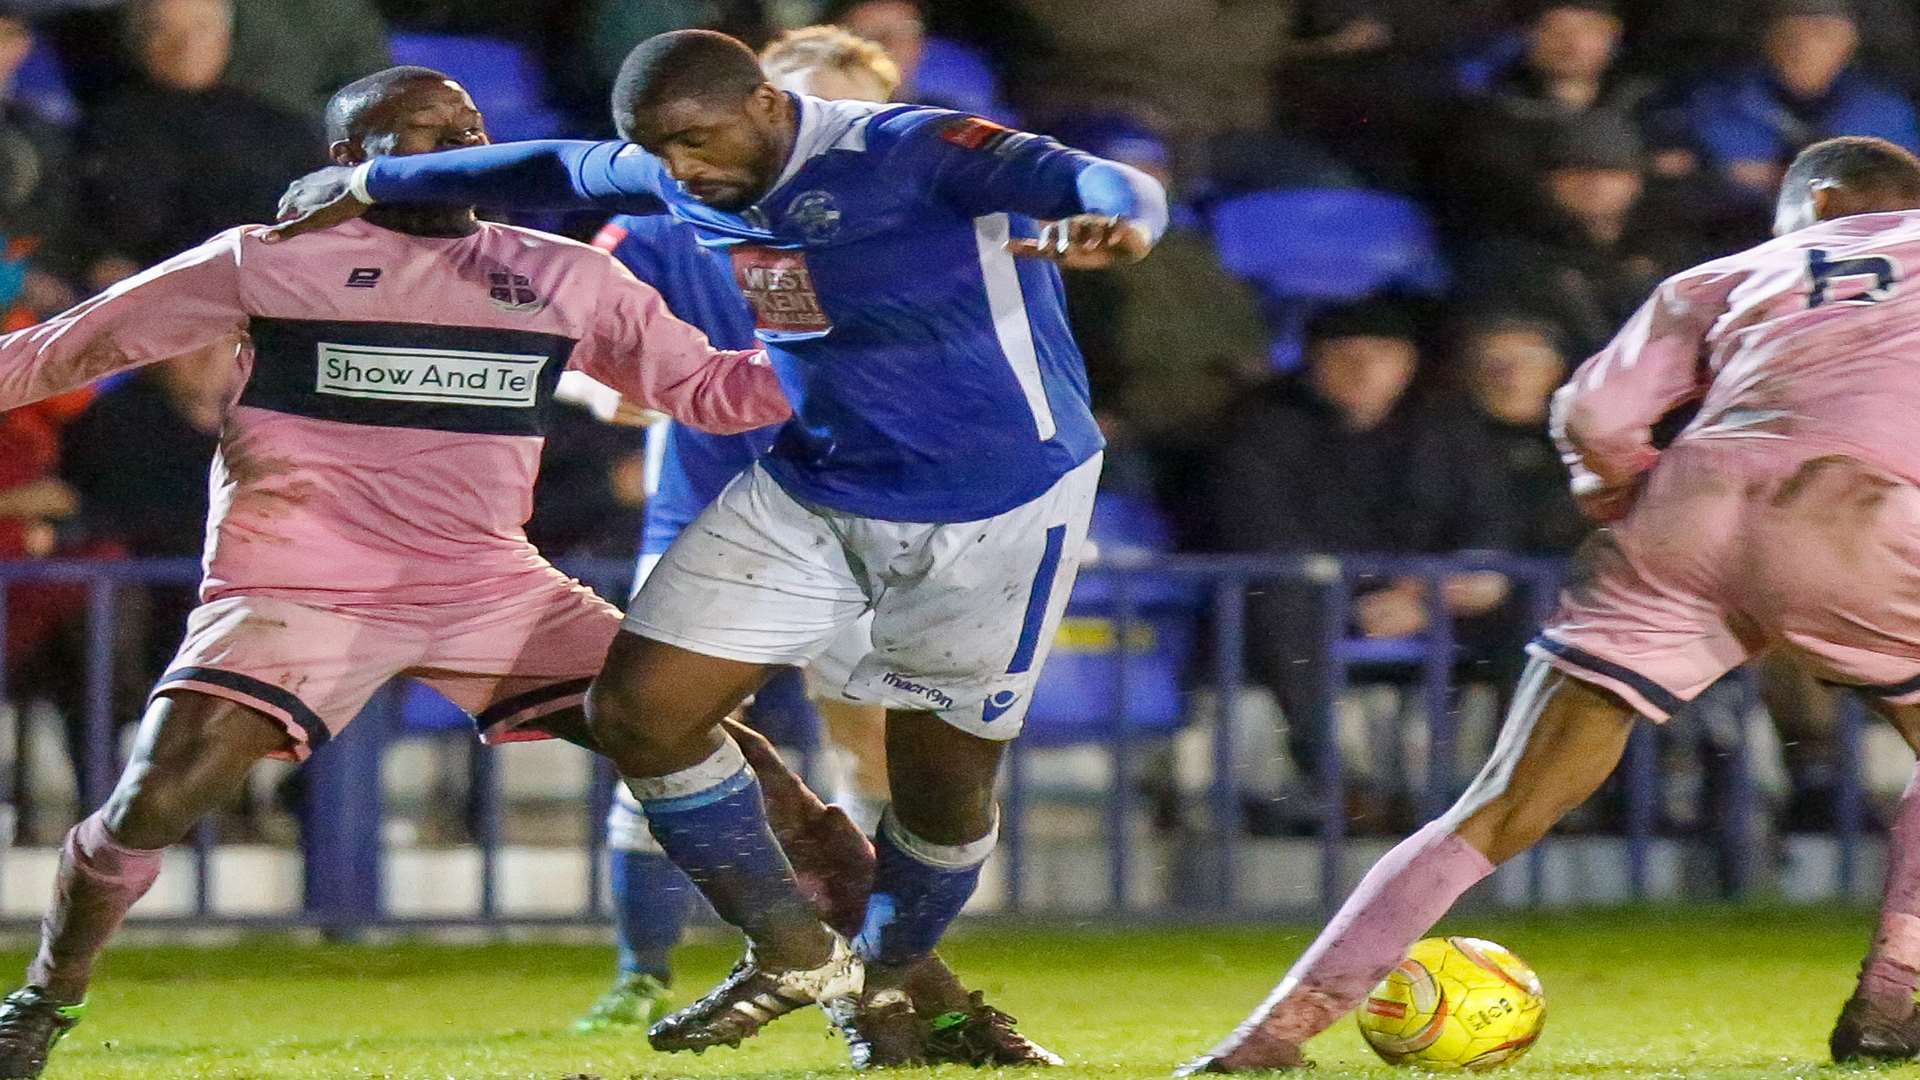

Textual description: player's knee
[101,775,201,850]
[585,672,679,761]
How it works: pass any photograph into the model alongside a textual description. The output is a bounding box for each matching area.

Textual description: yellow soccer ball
[1355,936,1546,1070]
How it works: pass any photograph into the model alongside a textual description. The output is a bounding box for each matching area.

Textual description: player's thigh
[105,690,291,848]
[154,594,416,762]
[623,463,870,669]
[1528,522,1748,723]
[1445,661,1638,864]
[845,454,1101,740]
[882,709,1006,844]
[1756,457,1920,696]
[418,568,622,748]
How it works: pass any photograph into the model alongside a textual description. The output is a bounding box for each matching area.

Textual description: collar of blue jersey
[674,93,895,250]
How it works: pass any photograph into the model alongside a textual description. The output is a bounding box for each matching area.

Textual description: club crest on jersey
[487,269,546,313]
[786,190,843,243]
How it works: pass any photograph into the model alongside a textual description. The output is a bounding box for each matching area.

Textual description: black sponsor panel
[241,317,577,436]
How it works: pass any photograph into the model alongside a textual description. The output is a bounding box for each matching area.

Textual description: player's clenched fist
[1005,214,1154,269]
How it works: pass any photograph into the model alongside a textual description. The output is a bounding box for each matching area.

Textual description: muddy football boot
[1831,996,1920,1062]
[648,936,862,1053]
[0,989,84,1080]
[925,990,1065,1067]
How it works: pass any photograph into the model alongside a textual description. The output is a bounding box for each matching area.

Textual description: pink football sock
[1860,765,1920,1007]
[26,811,164,1002]
[1213,820,1494,1058]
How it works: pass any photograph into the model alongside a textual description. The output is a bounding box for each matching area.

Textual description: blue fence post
[1721,671,1757,900]
[1623,723,1657,899]
[303,680,392,930]
[1835,693,1867,898]
[1105,570,1135,913]
[1316,560,1350,916]
[1002,741,1028,913]
[587,756,616,918]
[81,581,117,810]
[1209,575,1246,911]
[472,740,501,920]
[1420,566,1456,823]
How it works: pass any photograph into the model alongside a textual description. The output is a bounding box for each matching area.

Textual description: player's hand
[1442,571,1510,616]
[0,478,78,521]
[264,165,368,243]
[1006,215,1153,269]
[1356,582,1430,639]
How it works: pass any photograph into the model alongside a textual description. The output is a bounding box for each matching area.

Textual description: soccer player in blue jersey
[273,27,1166,1058]
[569,30,1054,1066]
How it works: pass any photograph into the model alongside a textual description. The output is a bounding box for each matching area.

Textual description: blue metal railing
[0,553,1879,927]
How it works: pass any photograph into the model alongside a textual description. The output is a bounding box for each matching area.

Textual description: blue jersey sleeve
[362,139,669,214]
[889,112,1168,241]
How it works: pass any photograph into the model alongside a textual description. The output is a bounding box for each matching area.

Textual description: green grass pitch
[10,905,1910,1079]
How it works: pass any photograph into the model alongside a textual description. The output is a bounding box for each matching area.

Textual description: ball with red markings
[1356,936,1546,1070]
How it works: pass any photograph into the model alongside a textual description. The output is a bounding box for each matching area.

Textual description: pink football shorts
[1530,441,1920,721]
[152,566,621,760]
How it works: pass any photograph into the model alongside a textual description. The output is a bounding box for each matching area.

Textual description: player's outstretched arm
[0,230,247,411]
[268,140,667,242]
[570,256,790,436]
[913,114,1168,270]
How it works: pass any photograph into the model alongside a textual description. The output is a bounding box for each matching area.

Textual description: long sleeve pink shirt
[1556,210,1920,518]
[0,219,789,603]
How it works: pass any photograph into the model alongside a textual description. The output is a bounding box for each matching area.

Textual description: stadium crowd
[0,0,1906,840]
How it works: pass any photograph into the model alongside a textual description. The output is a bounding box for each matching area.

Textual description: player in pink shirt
[1185,136,1920,1072]
[0,67,792,1078]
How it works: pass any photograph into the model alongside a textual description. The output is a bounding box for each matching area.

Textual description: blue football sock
[611,847,692,982]
[634,737,822,955]
[853,809,997,966]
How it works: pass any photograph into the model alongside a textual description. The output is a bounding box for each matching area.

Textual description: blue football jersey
[364,95,1169,522]
[593,214,779,556]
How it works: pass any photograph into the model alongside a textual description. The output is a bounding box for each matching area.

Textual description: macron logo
[882,672,955,710]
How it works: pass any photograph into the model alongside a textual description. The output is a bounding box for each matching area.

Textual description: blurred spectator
[1683,0,1920,199]
[1014,0,1291,140]
[1457,315,1585,556]
[222,0,392,119]
[77,0,322,287]
[525,401,649,560]
[59,347,232,561]
[567,0,714,124]
[1455,111,1674,357]
[832,0,922,95]
[1440,1,1655,234]
[0,8,80,307]
[1054,113,1269,540]
[1210,302,1515,782]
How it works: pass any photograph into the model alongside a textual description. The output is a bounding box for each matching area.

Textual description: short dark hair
[324,65,452,143]
[612,29,766,141]
[1784,136,1920,202]
[1306,299,1420,347]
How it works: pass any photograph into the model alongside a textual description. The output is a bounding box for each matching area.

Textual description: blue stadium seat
[14,40,76,127]
[1207,188,1447,367]
[388,33,568,142]
[1023,491,1198,748]
[914,37,1016,125]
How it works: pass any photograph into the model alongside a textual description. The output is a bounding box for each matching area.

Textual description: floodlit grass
[11,905,1906,1078]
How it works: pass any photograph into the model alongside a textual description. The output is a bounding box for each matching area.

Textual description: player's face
[368,81,489,159]
[634,87,789,212]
